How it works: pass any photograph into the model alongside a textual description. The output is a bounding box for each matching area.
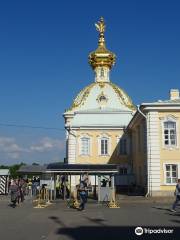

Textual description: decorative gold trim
[109,82,136,110]
[98,82,105,88]
[66,82,136,112]
[67,83,96,111]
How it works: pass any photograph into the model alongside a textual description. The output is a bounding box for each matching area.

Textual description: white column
[147,111,161,196]
[68,131,76,164]
[67,131,77,188]
[98,176,101,202]
[111,175,115,201]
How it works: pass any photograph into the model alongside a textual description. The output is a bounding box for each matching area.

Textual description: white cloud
[0,136,65,162]
[30,137,65,153]
[0,137,25,159]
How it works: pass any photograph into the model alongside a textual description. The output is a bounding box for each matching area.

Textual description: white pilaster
[147,111,161,196]
[67,131,77,187]
[68,131,77,164]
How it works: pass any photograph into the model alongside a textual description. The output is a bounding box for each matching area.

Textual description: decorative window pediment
[97,132,111,138]
[160,115,178,121]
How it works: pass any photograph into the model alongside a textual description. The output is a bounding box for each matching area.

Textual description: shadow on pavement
[165,212,180,217]
[55,226,179,240]
[84,216,106,226]
[56,226,132,240]
[8,203,17,208]
[49,215,180,239]
[152,207,172,212]
[170,219,180,224]
[49,216,66,227]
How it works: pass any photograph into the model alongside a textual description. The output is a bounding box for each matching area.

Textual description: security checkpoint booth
[18,163,119,203]
[0,169,10,195]
[46,163,119,203]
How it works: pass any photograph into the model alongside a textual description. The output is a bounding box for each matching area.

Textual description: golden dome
[88,17,116,69]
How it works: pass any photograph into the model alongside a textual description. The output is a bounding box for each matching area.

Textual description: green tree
[9,162,26,178]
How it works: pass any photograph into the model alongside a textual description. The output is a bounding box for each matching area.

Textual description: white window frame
[164,121,176,146]
[161,115,179,149]
[79,136,91,156]
[100,137,108,155]
[98,134,111,156]
[163,163,179,185]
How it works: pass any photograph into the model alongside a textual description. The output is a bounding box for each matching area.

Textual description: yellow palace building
[63,18,180,196]
[128,89,180,196]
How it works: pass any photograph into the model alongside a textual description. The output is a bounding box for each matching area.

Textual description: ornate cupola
[88,17,116,83]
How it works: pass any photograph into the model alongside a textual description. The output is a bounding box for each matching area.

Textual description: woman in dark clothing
[78,181,87,211]
[9,180,19,208]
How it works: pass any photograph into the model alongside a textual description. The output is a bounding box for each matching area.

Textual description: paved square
[0,196,180,240]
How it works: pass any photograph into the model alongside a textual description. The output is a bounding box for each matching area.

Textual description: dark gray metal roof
[46,163,118,174]
[18,165,47,174]
[18,163,118,175]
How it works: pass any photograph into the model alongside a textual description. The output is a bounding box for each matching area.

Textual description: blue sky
[0,0,180,165]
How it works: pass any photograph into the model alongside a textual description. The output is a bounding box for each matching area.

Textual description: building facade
[63,18,180,196]
[128,89,180,196]
[63,18,135,178]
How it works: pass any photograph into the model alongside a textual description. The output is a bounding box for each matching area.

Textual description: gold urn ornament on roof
[89,17,116,70]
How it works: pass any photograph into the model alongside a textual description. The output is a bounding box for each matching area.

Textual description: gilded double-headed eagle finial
[95,17,106,35]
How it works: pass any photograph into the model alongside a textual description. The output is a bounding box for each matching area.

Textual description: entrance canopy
[18,163,118,175]
[18,163,118,202]
[46,163,118,175]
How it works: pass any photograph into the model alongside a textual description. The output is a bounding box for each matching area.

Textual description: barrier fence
[33,188,52,208]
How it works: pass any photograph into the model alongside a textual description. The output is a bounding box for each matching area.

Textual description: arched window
[164,121,177,146]
[80,137,90,155]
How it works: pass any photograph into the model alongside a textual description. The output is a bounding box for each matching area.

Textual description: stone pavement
[117,194,174,203]
[0,195,180,240]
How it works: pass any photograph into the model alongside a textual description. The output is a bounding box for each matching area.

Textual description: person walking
[78,180,87,211]
[171,179,180,212]
[9,180,19,208]
[19,179,26,203]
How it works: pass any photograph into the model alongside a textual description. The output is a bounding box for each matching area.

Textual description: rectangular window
[164,121,177,146]
[120,139,127,155]
[81,138,90,155]
[119,167,127,175]
[165,164,178,184]
[101,138,108,155]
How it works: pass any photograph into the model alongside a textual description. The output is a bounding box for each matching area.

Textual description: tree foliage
[0,162,26,178]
